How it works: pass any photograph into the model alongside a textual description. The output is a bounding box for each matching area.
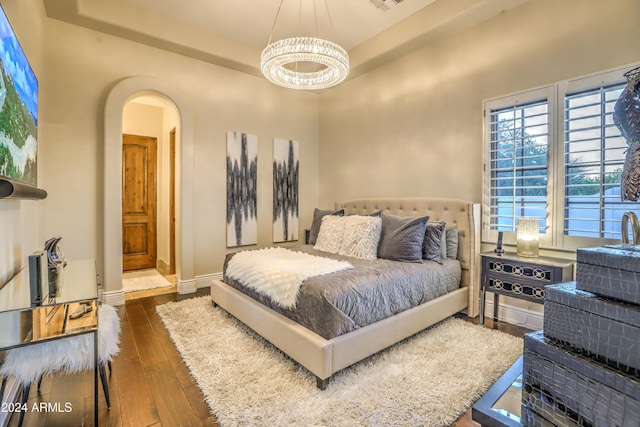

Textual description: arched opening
[121,95,178,296]
[103,77,195,306]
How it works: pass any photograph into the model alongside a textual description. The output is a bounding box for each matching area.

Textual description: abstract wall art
[226,131,258,247]
[273,138,299,242]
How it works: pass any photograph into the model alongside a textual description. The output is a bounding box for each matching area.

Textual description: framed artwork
[273,138,299,242]
[226,131,257,247]
[0,5,39,186]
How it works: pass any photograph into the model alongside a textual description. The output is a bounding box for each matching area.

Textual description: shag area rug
[122,269,171,292]
[156,296,523,427]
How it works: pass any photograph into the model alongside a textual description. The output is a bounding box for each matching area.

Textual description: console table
[0,260,98,425]
[480,252,574,325]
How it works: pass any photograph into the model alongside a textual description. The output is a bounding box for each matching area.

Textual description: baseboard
[102,289,125,307]
[156,259,171,275]
[177,273,222,294]
[484,300,544,331]
[197,273,221,288]
[177,278,196,294]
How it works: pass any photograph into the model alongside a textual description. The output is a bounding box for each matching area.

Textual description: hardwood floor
[6,289,531,426]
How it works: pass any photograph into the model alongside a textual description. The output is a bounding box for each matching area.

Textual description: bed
[210,197,480,389]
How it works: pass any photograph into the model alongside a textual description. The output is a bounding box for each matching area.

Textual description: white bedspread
[225,247,353,309]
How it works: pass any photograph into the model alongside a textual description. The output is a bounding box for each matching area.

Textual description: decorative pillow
[423,221,446,264]
[313,215,345,254]
[308,208,344,245]
[338,215,382,260]
[314,215,382,260]
[446,224,459,259]
[441,223,448,260]
[377,212,429,263]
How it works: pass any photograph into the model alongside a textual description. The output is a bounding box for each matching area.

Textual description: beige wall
[318,0,640,209]
[27,0,320,288]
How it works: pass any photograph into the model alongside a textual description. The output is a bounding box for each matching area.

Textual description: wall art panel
[273,138,299,242]
[226,131,257,247]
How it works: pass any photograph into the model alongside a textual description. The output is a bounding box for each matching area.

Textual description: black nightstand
[480,252,574,325]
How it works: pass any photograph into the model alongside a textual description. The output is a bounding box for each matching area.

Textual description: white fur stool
[0,304,120,426]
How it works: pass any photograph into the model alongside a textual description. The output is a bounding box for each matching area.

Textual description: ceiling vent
[369,0,405,12]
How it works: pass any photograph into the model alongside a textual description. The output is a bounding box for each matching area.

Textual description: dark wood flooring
[6,289,531,426]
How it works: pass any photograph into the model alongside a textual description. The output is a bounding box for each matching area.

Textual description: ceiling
[43,0,528,83]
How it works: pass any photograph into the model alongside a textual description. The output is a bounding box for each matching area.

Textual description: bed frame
[210,197,480,389]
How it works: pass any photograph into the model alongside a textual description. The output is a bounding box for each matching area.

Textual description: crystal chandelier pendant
[261,36,349,90]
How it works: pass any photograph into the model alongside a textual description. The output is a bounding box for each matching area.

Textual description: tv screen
[0,5,38,186]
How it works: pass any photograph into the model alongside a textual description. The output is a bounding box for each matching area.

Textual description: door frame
[169,127,176,275]
[103,77,195,306]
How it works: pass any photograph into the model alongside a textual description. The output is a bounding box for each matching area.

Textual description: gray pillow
[309,208,344,245]
[423,221,446,264]
[446,224,459,259]
[377,212,429,263]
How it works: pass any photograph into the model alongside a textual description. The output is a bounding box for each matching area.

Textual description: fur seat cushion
[0,304,121,386]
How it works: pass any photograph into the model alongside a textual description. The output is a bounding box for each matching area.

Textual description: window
[488,100,549,233]
[483,87,554,245]
[483,64,640,249]
[563,84,627,239]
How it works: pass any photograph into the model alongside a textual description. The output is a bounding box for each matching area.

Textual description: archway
[102,77,195,305]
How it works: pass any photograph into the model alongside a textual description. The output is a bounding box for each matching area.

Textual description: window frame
[554,67,635,250]
[483,63,640,251]
[482,85,556,249]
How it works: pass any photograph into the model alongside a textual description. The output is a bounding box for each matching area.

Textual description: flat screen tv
[0,5,38,187]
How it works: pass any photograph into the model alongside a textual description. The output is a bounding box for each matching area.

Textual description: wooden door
[122,134,157,271]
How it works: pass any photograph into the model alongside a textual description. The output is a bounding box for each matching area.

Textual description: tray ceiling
[44,0,528,81]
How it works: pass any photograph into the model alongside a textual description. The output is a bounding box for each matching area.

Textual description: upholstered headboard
[341,197,480,317]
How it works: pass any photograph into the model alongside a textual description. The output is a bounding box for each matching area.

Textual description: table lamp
[517,218,539,257]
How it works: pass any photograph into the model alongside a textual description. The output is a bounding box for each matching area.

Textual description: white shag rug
[122,269,171,293]
[156,296,523,427]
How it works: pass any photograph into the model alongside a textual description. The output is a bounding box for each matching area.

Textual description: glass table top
[0,260,98,350]
[472,356,524,427]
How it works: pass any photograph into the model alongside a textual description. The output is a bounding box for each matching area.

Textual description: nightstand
[480,252,574,325]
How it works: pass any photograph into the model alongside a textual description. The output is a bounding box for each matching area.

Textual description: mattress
[222,245,461,339]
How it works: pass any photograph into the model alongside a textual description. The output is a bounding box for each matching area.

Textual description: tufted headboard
[341,197,480,317]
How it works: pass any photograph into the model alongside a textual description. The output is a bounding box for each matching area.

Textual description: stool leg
[0,376,7,402]
[98,363,111,409]
[37,375,43,391]
[107,360,112,374]
[17,383,30,427]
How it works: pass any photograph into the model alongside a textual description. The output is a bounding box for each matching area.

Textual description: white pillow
[313,215,345,254]
[339,215,382,261]
[314,215,382,261]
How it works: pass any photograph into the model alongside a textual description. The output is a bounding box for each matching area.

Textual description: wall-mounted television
[0,4,38,188]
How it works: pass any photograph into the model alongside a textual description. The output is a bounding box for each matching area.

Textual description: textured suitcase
[576,245,640,305]
[544,282,640,374]
[523,331,640,427]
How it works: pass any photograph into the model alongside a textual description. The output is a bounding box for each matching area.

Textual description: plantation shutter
[563,83,635,238]
[488,100,549,233]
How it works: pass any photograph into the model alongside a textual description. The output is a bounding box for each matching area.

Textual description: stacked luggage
[521,245,640,426]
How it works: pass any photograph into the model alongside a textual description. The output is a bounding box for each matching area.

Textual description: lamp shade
[516,218,539,257]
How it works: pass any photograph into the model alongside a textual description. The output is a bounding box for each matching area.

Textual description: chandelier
[261,1,349,90]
